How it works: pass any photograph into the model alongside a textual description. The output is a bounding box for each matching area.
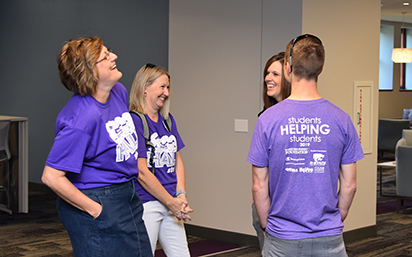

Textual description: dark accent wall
[0,0,169,183]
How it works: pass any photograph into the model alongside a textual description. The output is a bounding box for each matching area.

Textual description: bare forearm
[137,158,185,217]
[252,165,270,228]
[41,165,101,218]
[137,167,175,205]
[175,151,186,192]
[338,185,356,221]
[338,163,357,221]
[252,187,270,228]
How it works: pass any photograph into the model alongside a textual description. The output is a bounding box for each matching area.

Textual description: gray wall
[0,1,169,183]
[169,0,302,235]
[169,0,379,236]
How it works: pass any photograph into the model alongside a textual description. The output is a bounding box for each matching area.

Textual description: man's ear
[284,62,292,83]
[285,62,292,75]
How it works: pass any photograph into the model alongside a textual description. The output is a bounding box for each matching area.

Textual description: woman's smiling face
[265,60,282,102]
[145,74,170,113]
[96,46,122,86]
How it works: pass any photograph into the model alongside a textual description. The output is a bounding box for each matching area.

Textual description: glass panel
[379,25,394,90]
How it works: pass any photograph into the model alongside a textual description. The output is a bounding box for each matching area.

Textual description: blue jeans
[57,181,152,257]
[263,233,347,257]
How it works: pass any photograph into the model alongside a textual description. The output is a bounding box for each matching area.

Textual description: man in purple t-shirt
[248,34,364,257]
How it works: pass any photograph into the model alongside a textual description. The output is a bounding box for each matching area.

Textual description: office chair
[395,129,412,213]
[378,118,411,160]
[0,121,12,214]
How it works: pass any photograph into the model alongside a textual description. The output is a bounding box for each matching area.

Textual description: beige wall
[302,0,380,232]
[169,0,379,236]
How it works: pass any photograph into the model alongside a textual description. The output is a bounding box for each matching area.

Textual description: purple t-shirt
[131,112,185,203]
[248,98,364,240]
[46,83,139,189]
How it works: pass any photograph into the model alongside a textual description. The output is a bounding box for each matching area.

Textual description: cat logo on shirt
[106,112,138,162]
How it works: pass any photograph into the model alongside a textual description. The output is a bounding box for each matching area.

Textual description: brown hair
[57,37,103,95]
[285,35,324,82]
[262,52,291,109]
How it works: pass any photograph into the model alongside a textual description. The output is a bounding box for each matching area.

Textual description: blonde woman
[130,63,193,257]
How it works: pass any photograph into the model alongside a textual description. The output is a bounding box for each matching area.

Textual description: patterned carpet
[1,169,412,257]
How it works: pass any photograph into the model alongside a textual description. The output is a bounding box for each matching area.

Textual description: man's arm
[338,162,357,221]
[252,165,270,229]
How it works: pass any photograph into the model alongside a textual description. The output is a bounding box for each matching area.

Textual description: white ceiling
[381,0,412,23]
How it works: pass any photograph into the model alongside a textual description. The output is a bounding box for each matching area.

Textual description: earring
[144,92,147,96]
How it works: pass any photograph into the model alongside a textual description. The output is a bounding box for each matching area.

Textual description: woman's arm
[41,165,102,218]
[137,157,187,219]
[174,151,193,221]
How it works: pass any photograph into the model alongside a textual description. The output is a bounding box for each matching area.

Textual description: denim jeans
[57,181,152,257]
[263,232,348,257]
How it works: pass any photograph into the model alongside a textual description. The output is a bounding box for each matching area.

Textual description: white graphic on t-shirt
[147,132,177,170]
[310,153,326,166]
[313,153,324,162]
[106,112,138,162]
[281,116,330,143]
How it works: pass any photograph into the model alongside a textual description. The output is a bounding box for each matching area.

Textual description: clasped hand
[168,195,193,222]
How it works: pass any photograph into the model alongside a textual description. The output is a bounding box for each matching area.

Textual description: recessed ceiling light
[403,2,410,6]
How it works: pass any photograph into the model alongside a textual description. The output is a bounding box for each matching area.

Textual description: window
[379,25,394,90]
[405,28,412,90]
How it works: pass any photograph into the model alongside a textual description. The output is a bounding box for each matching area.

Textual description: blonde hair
[130,64,171,119]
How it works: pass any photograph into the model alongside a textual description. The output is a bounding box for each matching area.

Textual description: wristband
[175,190,186,197]
[261,226,266,232]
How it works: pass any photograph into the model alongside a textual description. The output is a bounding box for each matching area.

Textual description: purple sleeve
[45,127,91,173]
[247,119,269,167]
[341,117,364,164]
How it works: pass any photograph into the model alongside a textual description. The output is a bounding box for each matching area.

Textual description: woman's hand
[176,194,193,222]
[90,202,103,219]
[166,197,188,219]
[42,165,103,219]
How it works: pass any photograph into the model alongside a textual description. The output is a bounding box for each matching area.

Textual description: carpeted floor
[1,166,412,257]
[0,189,257,257]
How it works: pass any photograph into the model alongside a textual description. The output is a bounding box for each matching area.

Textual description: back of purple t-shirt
[46,83,139,189]
[248,98,364,240]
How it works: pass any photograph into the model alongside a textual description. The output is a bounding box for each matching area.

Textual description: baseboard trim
[28,183,377,245]
[185,224,377,247]
[185,224,260,248]
[343,224,377,243]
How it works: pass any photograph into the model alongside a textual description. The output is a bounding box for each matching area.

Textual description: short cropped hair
[129,64,171,119]
[262,52,292,109]
[57,37,103,96]
[285,35,324,81]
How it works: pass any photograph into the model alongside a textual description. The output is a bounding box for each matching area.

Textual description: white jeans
[143,200,190,257]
